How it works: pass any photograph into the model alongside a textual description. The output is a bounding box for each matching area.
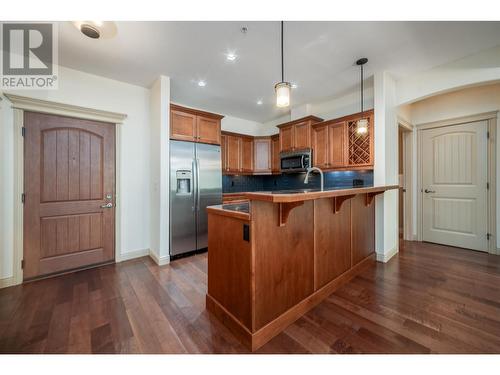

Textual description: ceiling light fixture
[198,80,206,87]
[72,21,117,40]
[356,58,369,135]
[291,83,298,89]
[257,99,263,105]
[275,21,291,108]
[226,53,237,61]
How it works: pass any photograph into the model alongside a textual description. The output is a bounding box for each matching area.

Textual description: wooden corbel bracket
[278,201,304,226]
[332,194,355,214]
[365,191,384,206]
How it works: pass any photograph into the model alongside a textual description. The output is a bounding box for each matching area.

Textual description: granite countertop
[242,185,399,203]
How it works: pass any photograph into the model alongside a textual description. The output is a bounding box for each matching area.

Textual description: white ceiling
[58,21,500,122]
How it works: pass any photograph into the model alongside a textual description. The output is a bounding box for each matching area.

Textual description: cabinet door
[170,110,196,142]
[196,116,221,145]
[254,138,271,173]
[279,125,294,152]
[346,114,373,167]
[271,135,280,173]
[328,122,346,168]
[221,134,227,172]
[226,135,241,173]
[293,121,311,150]
[312,125,329,168]
[241,137,254,173]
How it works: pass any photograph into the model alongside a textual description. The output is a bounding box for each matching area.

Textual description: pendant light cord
[360,63,364,113]
[281,21,284,82]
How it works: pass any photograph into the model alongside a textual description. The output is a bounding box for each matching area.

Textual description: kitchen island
[206,185,398,350]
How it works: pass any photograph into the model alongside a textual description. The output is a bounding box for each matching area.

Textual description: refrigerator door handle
[192,159,197,211]
[196,158,201,211]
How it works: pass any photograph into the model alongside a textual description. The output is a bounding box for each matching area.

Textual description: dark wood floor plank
[1,241,500,353]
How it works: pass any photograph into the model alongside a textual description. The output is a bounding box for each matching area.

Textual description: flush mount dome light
[72,21,118,40]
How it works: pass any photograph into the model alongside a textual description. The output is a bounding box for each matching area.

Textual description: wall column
[374,71,399,262]
[149,76,170,265]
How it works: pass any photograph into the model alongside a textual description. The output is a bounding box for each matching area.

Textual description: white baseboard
[116,248,150,262]
[376,246,399,263]
[0,276,16,289]
[149,250,170,266]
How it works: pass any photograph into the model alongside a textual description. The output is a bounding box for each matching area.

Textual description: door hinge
[21,193,25,204]
[487,233,492,241]
[487,131,490,140]
[21,260,25,269]
[487,182,490,190]
[21,127,26,137]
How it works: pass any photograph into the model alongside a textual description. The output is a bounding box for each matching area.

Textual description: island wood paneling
[351,194,376,264]
[207,213,252,329]
[314,198,352,289]
[251,200,315,330]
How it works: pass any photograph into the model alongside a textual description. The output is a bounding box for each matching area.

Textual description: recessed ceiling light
[291,83,298,89]
[198,80,206,87]
[256,100,263,105]
[226,53,237,61]
[72,21,117,40]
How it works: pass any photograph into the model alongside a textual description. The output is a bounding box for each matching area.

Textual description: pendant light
[356,58,369,135]
[275,21,291,108]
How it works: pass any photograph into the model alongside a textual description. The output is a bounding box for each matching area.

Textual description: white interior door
[421,121,488,251]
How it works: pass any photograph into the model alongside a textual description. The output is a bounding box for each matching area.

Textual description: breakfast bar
[206,185,398,350]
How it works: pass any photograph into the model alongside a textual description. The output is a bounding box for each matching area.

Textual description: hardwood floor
[1,241,500,353]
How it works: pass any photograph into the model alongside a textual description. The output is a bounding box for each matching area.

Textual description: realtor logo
[1,22,58,89]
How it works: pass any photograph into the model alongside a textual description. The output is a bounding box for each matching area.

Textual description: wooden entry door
[23,112,116,280]
[421,121,488,251]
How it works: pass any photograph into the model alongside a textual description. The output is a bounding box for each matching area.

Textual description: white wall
[374,72,399,261]
[0,99,14,279]
[403,83,500,248]
[0,65,152,281]
[260,85,375,135]
[150,76,170,265]
[396,45,500,106]
[221,116,265,136]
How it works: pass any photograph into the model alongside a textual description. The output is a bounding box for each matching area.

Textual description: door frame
[5,94,127,286]
[416,111,498,254]
[397,118,414,242]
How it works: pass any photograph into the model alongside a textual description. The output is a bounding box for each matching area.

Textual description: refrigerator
[169,140,222,259]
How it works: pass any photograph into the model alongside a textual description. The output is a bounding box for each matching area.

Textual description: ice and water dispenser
[175,169,192,195]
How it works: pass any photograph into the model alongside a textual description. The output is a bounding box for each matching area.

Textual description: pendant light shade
[356,58,369,135]
[275,21,291,108]
[275,81,291,108]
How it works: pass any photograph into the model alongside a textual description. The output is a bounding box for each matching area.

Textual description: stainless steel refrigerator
[169,140,222,259]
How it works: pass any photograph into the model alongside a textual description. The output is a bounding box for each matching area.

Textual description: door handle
[101,202,113,208]
[424,189,436,194]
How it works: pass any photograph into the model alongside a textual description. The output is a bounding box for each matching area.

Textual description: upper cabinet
[278,116,323,152]
[271,135,280,174]
[241,137,254,173]
[312,109,374,170]
[170,104,223,145]
[254,137,272,174]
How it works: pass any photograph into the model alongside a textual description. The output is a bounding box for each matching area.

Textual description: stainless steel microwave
[280,149,312,173]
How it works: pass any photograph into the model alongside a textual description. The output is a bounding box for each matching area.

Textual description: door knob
[424,189,436,193]
[101,202,114,208]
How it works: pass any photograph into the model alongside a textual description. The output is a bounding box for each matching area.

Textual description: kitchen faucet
[304,167,324,191]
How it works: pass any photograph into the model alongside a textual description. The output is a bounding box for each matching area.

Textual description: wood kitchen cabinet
[222,131,275,175]
[221,134,227,171]
[278,115,323,152]
[225,134,241,173]
[311,109,374,170]
[241,137,254,173]
[253,137,271,174]
[271,135,280,173]
[170,104,223,145]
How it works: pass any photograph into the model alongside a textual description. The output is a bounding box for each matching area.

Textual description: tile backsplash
[222,170,373,193]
